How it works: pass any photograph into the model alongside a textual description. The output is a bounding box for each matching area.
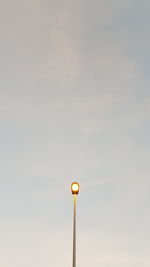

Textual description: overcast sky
[0,0,150,266]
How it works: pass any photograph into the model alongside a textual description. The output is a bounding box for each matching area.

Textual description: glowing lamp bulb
[71,182,80,194]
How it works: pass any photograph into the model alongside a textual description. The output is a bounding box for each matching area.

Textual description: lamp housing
[71,182,80,195]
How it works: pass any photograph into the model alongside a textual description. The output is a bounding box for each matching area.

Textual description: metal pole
[73,193,77,267]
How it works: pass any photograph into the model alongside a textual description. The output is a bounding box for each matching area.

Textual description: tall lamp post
[71,182,80,267]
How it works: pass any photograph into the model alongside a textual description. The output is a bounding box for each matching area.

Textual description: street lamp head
[71,182,80,195]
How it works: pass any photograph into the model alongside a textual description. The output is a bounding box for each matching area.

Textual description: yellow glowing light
[71,182,80,194]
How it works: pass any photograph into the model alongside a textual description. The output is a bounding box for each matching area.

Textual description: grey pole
[73,193,77,267]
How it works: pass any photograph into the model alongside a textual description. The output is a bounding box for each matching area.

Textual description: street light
[71,182,80,267]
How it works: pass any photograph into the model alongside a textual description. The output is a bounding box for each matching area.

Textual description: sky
[0,0,150,266]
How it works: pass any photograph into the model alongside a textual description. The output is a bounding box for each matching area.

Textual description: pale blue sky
[0,0,150,266]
